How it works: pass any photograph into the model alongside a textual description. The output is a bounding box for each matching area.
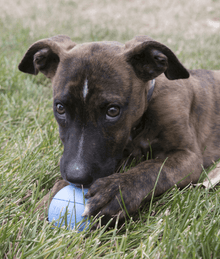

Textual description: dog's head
[19,35,189,186]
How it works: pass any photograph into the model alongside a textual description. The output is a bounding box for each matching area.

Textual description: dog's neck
[130,79,155,139]
[120,79,156,171]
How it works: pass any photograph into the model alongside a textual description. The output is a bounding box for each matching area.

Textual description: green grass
[1,0,220,258]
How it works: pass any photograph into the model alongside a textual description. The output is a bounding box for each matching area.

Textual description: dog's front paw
[82,173,145,224]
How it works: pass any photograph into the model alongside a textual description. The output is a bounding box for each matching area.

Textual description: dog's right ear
[18,35,76,79]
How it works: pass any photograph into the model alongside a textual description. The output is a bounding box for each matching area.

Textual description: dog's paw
[82,173,145,224]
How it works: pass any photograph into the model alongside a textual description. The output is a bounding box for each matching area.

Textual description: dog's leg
[83,149,202,223]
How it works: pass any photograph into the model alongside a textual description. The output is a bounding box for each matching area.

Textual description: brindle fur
[19,35,220,224]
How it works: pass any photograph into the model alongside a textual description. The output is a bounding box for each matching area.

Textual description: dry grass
[1,0,220,42]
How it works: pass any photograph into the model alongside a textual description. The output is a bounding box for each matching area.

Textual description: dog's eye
[56,103,65,114]
[106,106,120,118]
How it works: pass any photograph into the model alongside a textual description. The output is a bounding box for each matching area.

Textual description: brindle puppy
[19,35,220,223]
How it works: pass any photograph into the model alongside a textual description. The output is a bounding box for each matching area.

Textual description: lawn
[1,0,220,258]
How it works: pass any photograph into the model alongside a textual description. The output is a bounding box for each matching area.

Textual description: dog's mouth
[68,182,91,189]
[62,157,124,188]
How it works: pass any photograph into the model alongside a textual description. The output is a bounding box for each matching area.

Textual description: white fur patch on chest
[83,78,89,100]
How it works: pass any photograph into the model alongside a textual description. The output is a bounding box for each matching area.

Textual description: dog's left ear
[125,41,189,81]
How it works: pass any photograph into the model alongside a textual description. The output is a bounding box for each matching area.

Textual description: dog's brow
[83,78,89,100]
[100,94,127,105]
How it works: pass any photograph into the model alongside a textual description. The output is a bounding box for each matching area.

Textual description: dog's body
[19,35,220,222]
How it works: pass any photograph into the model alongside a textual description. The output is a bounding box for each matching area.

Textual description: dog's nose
[65,162,93,185]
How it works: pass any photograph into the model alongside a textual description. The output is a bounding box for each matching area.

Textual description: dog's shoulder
[189,69,218,84]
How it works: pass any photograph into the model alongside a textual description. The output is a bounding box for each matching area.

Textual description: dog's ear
[125,41,189,81]
[18,35,76,79]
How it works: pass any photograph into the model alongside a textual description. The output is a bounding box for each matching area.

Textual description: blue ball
[48,184,89,231]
